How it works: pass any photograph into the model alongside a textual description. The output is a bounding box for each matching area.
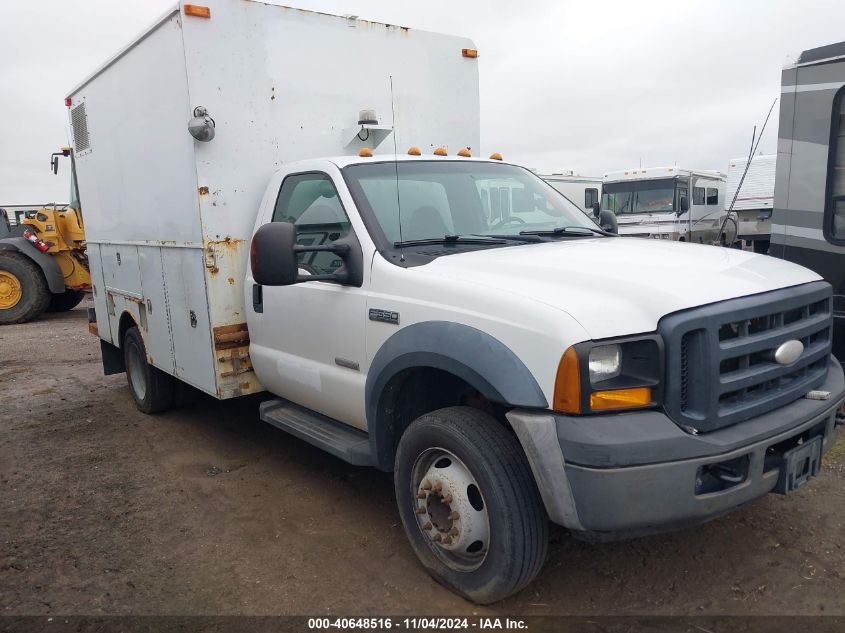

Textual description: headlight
[589,344,621,384]
[554,336,662,415]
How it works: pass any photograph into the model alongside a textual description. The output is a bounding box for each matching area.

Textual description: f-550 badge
[369,308,399,325]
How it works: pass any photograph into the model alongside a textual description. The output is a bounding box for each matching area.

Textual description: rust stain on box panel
[213,323,250,350]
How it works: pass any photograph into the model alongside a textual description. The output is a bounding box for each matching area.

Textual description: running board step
[259,399,374,466]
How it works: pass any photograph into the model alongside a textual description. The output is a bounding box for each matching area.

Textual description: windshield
[602,178,680,215]
[343,161,598,247]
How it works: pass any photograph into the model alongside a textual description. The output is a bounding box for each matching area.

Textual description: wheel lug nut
[442,535,453,545]
[416,506,427,515]
[448,511,460,521]
[432,533,442,542]
[422,521,432,530]
[421,480,432,490]
[441,494,453,504]
[416,491,427,499]
[449,527,459,537]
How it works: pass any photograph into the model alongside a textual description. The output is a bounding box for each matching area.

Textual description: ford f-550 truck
[71,1,845,604]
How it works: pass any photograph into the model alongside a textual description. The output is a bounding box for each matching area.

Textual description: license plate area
[773,436,823,495]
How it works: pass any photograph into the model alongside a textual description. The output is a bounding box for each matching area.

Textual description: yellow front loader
[0,148,91,324]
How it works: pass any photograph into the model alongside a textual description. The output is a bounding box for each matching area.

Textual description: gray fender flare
[0,237,65,293]
[365,321,548,470]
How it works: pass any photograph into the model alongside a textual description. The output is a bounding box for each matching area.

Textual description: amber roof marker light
[457,148,471,157]
[184,4,211,18]
[462,48,478,58]
[489,152,503,161]
[433,147,448,156]
[407,146,421,156]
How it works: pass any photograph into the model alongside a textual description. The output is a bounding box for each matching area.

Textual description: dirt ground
[1,306,845,617]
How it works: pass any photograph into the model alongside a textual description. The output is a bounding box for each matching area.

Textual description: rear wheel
[47,289,86,312]
[394,406,548,604]
[0,252,50,324]
[123,326,175,414]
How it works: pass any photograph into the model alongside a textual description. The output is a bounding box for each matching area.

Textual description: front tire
[47,289,86,312]
[0,251,50,324]
[123,326,175,414]
[394,406,548,604]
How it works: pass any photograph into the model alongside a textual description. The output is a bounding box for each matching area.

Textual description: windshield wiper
[393,234,507,248]
[520,225,614,238]
[470,233,544,243]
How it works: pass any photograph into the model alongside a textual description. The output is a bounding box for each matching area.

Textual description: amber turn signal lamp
[358,147,373,157]
[553,347,581,414]
[184,4,211,18]
[462,49,478,58]
[457,148,471,157]
[590,387,652,411]
[433,147,448,156]
[489,152,503,161]
[407,146,421,156]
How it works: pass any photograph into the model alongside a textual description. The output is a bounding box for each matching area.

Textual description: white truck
[73,0,844,604]
[539,173,602,215]
[602,167,727,243]
[725,154,776,254]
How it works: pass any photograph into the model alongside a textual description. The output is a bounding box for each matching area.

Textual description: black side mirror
[250,222,362,287]
[591,201,601,219]
[51,155,60,175]
[678,196,689,214]
[598,209,618,235]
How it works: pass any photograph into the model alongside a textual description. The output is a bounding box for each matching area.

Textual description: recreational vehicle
[725,154,776,253]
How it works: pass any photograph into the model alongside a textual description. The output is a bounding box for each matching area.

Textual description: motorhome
[540,173,602,214]
[72,0,843,603]
[772,41,845,360]
[601,167,726,243]
[725,154,776,253]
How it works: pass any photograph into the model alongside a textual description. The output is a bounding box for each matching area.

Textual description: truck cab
[602,167,727,243]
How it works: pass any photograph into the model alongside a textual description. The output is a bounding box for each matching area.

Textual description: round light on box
[589,344,621,384]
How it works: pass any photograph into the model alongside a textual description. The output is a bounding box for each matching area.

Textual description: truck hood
[421,237,822,340]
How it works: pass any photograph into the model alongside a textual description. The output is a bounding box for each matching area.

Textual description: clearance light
[553,347,581,414]
[462,49,478,58]
[433,147,448,156]
[489,152,503,161]
[184,4,211,18]
[457,148,471,157]
[358,147,373,157]
[407,146,421,156]
[590,387,652,411]
[65,97,72,107]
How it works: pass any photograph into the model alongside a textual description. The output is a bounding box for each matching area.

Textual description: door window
[706,187,719,205]
[693,187,706,205]
[272,173,351,275]
[826,86,845,242]
[585,187,599,210]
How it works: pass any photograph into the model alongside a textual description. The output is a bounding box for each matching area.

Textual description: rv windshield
[343,161,598,248]
[602,178,678,215]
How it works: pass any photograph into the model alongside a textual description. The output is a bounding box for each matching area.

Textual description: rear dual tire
[123,326,175,414]
[394,406,548,604]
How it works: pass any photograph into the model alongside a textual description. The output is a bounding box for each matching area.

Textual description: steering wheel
[491,216,526,229]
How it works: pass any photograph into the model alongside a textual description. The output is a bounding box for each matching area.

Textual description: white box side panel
[138,246,176,374]
[726,155,777,211]
[69,12,202,246]
[87,245,112,344]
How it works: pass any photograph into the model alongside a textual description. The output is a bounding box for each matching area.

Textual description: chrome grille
[661,282,832,433]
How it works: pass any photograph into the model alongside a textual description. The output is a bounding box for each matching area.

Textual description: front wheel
[123,326,175,414]
[394,406,548,604]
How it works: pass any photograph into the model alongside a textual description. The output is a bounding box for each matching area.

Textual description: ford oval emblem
[774,340,804,365]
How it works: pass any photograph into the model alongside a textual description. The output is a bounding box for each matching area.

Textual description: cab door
[246,169,369,430]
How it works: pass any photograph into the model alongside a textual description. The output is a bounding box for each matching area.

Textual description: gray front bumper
[507,357,845,539]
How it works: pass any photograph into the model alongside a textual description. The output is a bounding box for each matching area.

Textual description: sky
[2,0,845,204]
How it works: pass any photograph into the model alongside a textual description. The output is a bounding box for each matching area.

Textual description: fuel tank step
[259,399,374,466]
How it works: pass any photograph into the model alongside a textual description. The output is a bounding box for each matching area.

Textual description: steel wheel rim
[0,271,22,309]
[126,341,147,401]
[410,447,490,572]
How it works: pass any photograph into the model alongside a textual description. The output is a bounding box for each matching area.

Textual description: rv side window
[585,188,598,209]
[272,172,352,275]
[706,188,718,205]
[825,86,845,242]
[693,187,705,205]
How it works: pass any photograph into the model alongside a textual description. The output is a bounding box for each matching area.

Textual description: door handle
[252,284,263,313]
